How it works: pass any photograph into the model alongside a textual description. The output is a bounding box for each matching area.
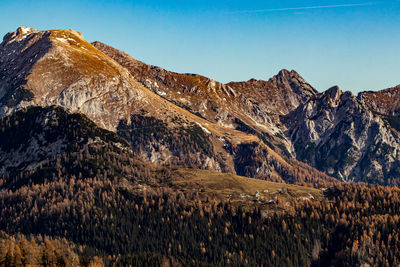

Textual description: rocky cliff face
[360,85,400,116]
[283,86,400,185]
[92,41,269,129]
[0,27,239,173]
[0,26,154,130]
[92,42,319,158]
[227,69,317,116]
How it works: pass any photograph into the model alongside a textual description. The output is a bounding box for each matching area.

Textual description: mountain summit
[226,69,317,116]
[0,26,150,130]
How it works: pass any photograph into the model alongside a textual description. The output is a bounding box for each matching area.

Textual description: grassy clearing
[168,168,323,212]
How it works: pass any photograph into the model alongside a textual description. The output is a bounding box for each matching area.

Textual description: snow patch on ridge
[20,26,31,35]
[196,122,211,134]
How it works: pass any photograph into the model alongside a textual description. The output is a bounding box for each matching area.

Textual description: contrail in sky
[229,3,375,14]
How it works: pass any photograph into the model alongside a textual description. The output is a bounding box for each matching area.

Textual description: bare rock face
[92,42,318,158]
[283,86,400,185]
[0,27,49,108]
[0,26,153,130]
[92,41,246,126]
[92,41,244,124]
[227,69,317,116]
[92,41,339,184]
[359,85,400,116]
[0,27,239,173]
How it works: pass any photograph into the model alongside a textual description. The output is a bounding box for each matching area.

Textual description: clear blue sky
[1,0,399,93]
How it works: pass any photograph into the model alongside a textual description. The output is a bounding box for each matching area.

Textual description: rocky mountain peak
[0,27,154,130]
[284,81,400,184]
[14,26,35,36]
[225,69,317,118]
[2,27,84,47]
[360,85,400,116]
[272,69,309,86]
[277,68,291,76]
[275,69,302,82]
[323,85,342,105]
[2,26,38,44]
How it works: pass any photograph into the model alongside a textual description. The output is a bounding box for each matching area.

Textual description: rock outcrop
[227,69,317,116]
[284,86,400,184]
[93,42,318,158]
[360,85,400,116]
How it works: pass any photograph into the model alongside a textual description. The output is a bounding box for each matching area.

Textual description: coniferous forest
[1,108,400,266]
[2,174,400,266]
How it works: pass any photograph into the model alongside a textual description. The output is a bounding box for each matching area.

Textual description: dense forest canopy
[0,106,399,266]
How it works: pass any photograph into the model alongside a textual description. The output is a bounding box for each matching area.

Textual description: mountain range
[1,26,400,186]
[2,26,400,266]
